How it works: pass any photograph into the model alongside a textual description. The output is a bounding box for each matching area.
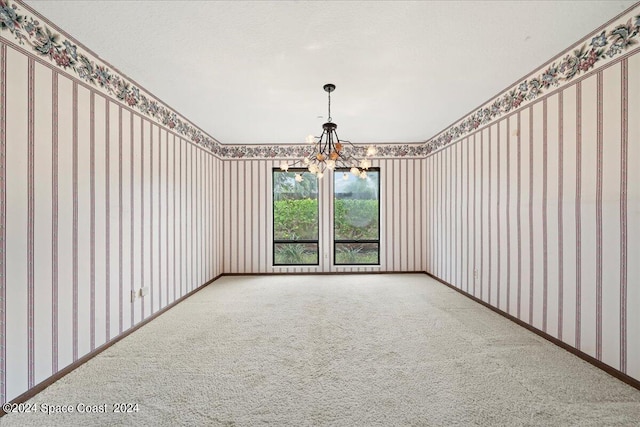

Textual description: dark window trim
[272,168,320,266]
[333,242,380,266]
[333,167,381,266]
[273,242,320,266]
[274,239,318,244]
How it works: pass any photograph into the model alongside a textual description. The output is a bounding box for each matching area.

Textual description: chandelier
[279,83,377,182]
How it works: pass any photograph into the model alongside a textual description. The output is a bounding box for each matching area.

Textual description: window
[334,169,380,265]
[273,169,319,265]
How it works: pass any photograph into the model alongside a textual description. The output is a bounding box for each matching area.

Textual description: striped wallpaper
[424,49,640,383]
[2,0,640,409]
[222,158,427,274]
[0,41,224,405]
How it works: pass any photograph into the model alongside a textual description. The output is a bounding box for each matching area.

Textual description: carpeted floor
[2,274,639,426]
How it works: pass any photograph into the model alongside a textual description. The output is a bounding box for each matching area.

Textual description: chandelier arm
[339,139,357,149]
[315,134,321,159]
[332,132,358,167]
[323,130,331,157]
[343,139,366,161]
[338,154,358,170]
[330,130,338,153]
[333,129,343,153]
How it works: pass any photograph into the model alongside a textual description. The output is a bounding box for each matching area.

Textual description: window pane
[273,171,318,241]
[334,169,380,265]
[273,170,319,266]
[334,171,379,240]
[274,243,319,265]
[335,243,379,265]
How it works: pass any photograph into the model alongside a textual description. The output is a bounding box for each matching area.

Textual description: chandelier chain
[327,89,332,122]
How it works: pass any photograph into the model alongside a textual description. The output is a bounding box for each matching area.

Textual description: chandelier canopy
[279,83,377,181]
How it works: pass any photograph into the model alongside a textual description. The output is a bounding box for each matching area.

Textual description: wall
[2,0,639,407]
[222,158,427,273]
[423,30,640,381]
[0,4,224,404]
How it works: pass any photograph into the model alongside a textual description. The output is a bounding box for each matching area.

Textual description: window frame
[272,168,320,266]
[333,167,381,266]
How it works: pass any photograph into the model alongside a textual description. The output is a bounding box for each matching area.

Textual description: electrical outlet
[474,269,479,279]
[131,290,137,303]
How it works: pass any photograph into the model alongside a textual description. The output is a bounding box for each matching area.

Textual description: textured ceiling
[25,0,637,145]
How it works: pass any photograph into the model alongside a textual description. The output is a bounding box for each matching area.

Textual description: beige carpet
[2,274,639,426]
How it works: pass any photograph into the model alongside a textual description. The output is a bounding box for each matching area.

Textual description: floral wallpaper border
[215,142,431,160]
[0,0,221,153]
[1,0,639,160]
[423,9,640,156]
